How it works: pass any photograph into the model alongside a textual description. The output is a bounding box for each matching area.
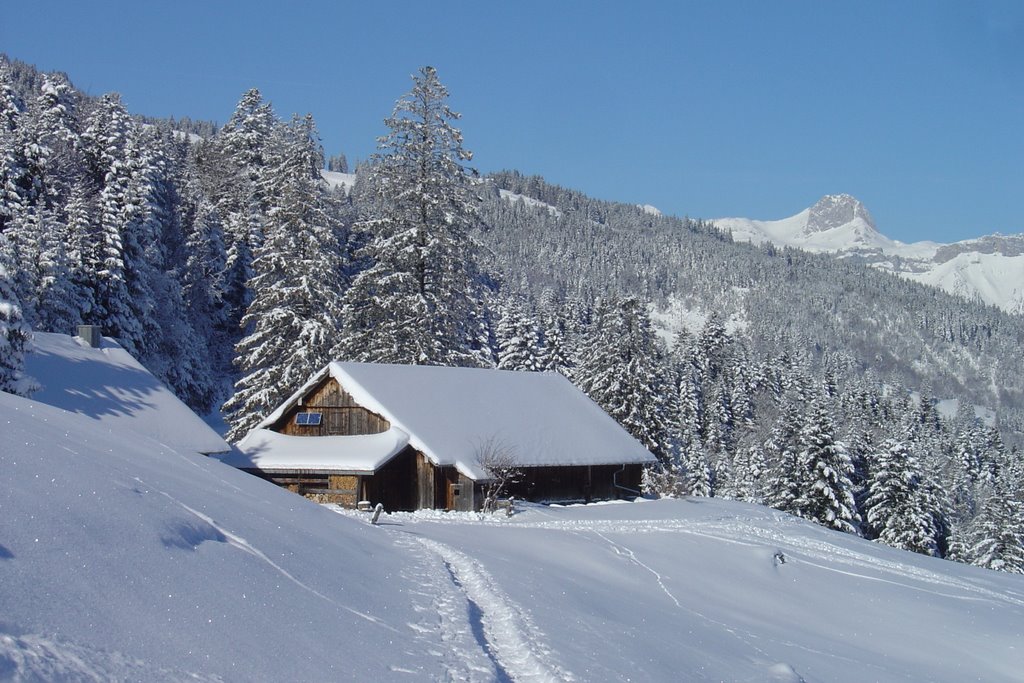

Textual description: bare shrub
[475,437,522,513]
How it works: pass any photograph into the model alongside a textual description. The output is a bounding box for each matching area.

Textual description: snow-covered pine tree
[949,483,1024,573]
[863,438,939,555]
[0,58,27,235]
[224,114,346,440]
[794,400,860,534]
[181,196,230,374]
[733,444,768,503]
[60,179,98,324]
[79,93,146,354]
[680,434,713,497]
[204,89,280,349]
[24,205,84,334]
[31,73,79,196]
[677,369,712,495]
[762,399,807,514]
[575,296,670,459]
[496,298,543,371]
[217,88,277,215]
[336,66,485,366]
[0,263,35,396]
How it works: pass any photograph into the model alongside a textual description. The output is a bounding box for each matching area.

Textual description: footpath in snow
[334,498,1024,683]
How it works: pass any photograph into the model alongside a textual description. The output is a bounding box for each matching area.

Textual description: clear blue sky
[3,1,1022,242]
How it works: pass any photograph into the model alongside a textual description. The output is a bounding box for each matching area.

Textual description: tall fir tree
[206,89,279,350]
[794,400,860,534]
[336,66,486,366]
[0,58,27,235]
[863,438,939,555]
[576,296,670,459]
[0,263,35,396]
[495,297,543,371]
[79,93,145,353]
[181,196,230,374]
[762,399,807,514]
[224,115,346,440]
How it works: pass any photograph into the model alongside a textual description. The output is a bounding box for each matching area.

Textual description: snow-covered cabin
[220,362,656,511]
[24,329,230,456]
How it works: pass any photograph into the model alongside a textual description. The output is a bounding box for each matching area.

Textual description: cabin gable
[272,377,390,437]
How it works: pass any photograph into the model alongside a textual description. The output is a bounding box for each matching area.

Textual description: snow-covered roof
[254,362,657,480]
[225,426,410,473]
[24,331,230,455]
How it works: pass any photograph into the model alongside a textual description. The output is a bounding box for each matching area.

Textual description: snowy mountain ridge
[715,195,1024,313]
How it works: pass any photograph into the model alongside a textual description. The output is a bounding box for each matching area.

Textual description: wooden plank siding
[505,464,645,503]
[273,377,389,437]
[241,447,421,510]
[361,446,419,512]
[416,452,436,509]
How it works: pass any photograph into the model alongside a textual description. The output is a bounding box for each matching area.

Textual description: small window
[295,412,322,426]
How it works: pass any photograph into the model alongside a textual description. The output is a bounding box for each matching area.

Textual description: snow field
[364,499,1024,682]
[3,385,1022,681]
[0,391,447,681]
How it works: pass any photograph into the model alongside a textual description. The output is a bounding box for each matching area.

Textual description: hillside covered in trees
[1,54,1021,573]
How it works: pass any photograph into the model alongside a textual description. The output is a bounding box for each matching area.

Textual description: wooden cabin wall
[416,453,436,509]
[275,378,389,436]
[362,447,419,512]
[506,464,645,503]
[450,471,476,512]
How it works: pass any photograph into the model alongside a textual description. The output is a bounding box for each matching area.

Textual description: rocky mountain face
[715,197,1024,314]
[805,194,877,236]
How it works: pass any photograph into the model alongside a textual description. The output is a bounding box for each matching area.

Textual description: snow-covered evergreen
[950,483,1024,573]
[0,263,34,395]
[495,298,543,371]
[224,115,346,440]
[793,401,860,534]
[575,296,671,459]
[863,438,939,555]
[336,66,486,367]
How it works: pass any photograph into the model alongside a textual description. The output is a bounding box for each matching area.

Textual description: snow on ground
[0,391,445,681]
[24,332,229,455]
[498,189,562,217]
[649,297,750,349]
[353,500,1024,683]
[904,251,1024,315]
[935,397,998,428]
[320,169,356,194]
[3,381,1023,681]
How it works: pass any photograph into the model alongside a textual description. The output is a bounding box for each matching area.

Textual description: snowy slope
[499,189,562,216]
[367,501,1024,683]
[0,391,445,681]
[715,195,1024,313]
[24,331,229,455]
[905,250,1024,314]
[320,169,356,194]
[3,381,1023,681]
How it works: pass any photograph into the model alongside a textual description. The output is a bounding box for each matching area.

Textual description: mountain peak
[805,194,876,235]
